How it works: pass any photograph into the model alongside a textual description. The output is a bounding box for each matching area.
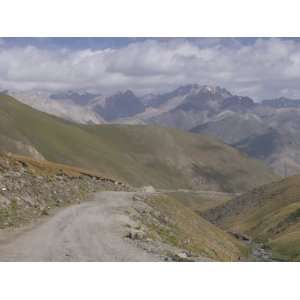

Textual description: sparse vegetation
[0,153,129,229]
[140,194,249,261]
[166,191,233,214]
[203,175,300,261]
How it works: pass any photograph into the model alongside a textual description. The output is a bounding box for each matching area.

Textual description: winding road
[0,192,160,261]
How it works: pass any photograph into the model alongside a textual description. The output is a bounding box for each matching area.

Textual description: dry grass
[165,191,233,214]
[143,194,249,261]
[8,153,118,181]
[204,175,300,261]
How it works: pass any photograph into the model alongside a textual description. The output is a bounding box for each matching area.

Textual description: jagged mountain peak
[197,85,232,97]
[172,84,232,98]
[113,89,137,98]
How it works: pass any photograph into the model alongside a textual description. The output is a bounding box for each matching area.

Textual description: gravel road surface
[0,192,160,261]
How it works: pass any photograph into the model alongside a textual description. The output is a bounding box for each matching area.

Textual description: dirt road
[0,192,160,261]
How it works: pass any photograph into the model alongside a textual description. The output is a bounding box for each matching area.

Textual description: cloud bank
[1,38,300,99]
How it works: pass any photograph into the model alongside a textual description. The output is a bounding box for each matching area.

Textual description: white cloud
[1,38,300,99]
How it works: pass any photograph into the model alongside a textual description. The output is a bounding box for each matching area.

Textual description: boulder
[126,230,145,240]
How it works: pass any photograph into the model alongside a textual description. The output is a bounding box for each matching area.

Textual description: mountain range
[7,84,300,176]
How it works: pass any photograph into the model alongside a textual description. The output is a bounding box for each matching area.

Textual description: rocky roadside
[123,192,212,261]
[0,153,131,229]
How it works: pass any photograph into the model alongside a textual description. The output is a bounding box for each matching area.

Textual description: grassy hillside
[165,191,233,214]
[0,94,278,192]
[141,194,248,261]
[204,175,300,261]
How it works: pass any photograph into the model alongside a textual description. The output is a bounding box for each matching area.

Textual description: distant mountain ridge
[10,84,300,126]
[50,91,98,105]
[262,97,300,108]
[8,84,300,176]
[94,90,145,121]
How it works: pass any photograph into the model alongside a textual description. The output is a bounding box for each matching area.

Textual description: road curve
[0,191,160,262]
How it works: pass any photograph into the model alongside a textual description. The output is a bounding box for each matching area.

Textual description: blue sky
[2,37,140,49]
[3,37,299,50]
[1,37,300,99]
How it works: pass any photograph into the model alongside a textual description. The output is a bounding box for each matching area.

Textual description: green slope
[204,175,300,260]
[0,94,278,192]
[143,194,249,261]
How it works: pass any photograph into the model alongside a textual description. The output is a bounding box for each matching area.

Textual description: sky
[1,37,300,100]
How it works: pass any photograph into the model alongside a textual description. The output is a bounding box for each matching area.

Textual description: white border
[0,0,300,36]
[0,262,298,300]
[1,0,300,299]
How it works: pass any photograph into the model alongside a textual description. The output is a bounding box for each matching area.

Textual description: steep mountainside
[9,91,105,124]
[135,193,248,261]
[50,91,98,105]
[235,126,300,176]
[8,85,300,176]
[187,94,300,176]
[203,175,300,261]
[146,85,236,130]
[144,88,300,177]
[94,90,145,121]
[191,113,268,144]
[10,90,145,123]
[0,94,277,192]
